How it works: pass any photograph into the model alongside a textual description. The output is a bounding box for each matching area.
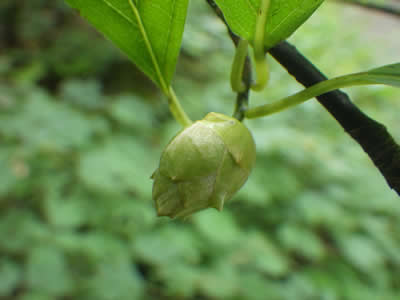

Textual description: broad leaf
[214,0,324,49]
[0,260,21,297]
[79,136,157,198]
[26,246,72,295]
[65,0,189,88]
[0,89,107,153]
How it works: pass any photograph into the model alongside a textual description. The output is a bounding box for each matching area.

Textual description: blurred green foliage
[1,1,400,299]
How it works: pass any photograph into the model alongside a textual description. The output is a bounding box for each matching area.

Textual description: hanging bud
[151,112,256,218]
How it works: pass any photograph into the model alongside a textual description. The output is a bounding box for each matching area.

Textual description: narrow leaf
[246,62,400,118]
[364,63,400,87]
[65,0,188,89]
[214,0,324,49]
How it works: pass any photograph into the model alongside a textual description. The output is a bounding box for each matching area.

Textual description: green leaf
[26,246,73,296]
[60,79,104,110]
[278,223,325,261]
[44,191,90,229]
[84,259,143,300]
[73,233,127,261]
[364,63,400,87]
[79,136,157,198]
[362,217,400,265]
[0,89,109,153]
[65,0,189,89]
[213,0,324,49]
[108,94,154,131]
[247,62,400,118]
[0,148,19,197]
[0,210,49,253]
[239,273,283,300]
[197,263,239,299]
[102,199,155,237]
[157,264,199,297]
[193,210,242,247]
[133,226,200,266]
[0,260,21,297]
[19,292,54,300]
[231,232,290,276]
[337,234,385,274]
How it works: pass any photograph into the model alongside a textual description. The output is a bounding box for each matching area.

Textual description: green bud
[152,112,256,218]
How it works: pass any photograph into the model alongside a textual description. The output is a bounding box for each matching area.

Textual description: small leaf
[26,246,73,296]
[157,264,199,297]
[60,79,104,110]
[19,292,54,300]
[278,223,325,261]
[79,136,156,198]
[246,62,400,119]
[0,90,108,153]
[0,260,21,297]
[337,234,385,274]
[0,148,19,197]
[133,227,200,266]
[65,0,189,88]
[239,273,283,300]
[364,63,400,87]
[231,232,290,276]
[0,210,49,253]
[193,210,242,247]
[85,259,143,300]
[197,263,239,299]
[214,0,324,49]
[108,94,154,131]
[44,191,90,229]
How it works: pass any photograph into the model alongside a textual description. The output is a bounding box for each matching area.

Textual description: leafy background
[1,0,400,299]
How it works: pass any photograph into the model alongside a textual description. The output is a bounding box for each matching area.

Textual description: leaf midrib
[162,0,177,80]
[128,0,169,94]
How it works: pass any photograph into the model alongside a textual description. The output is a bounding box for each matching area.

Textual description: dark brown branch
[233,56,252,121]
[269,42,400,195]
[335,0,400,17]
[206,0,252,121]
[206,0,400,195]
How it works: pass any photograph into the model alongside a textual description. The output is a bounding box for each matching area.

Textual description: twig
[233,56,252,121]
[206,0,400,195]
[269,42,400,195]
[206,0,252,121]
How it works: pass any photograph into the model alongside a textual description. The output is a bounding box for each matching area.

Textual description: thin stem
[268,41,400,196]
[251,0,270,91]
[254,0,270,60]
[231,39,249,93]
[128,0,192,127]
[251,55,269,91]
[168,87,192,127]
[207,0,400,195]
[233,55,252,121]
[246,72,373,118]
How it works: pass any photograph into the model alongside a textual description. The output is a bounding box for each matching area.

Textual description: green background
[0,1,400,299]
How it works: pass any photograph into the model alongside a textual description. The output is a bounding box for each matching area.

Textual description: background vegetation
[0,1,400,299]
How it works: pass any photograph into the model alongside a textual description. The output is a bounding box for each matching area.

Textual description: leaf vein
[102,0,137,27]
[162,0,177,78]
